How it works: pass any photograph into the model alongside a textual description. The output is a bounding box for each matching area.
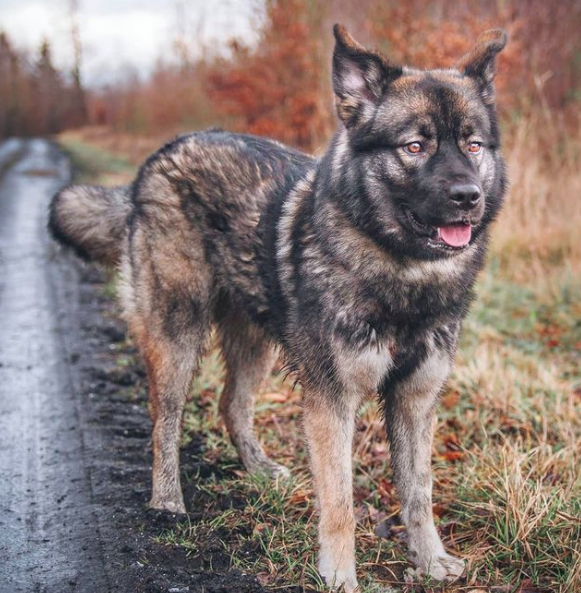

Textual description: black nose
[449,183,481,209]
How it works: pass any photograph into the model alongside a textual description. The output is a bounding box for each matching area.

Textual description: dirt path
[0,139,109,591]
[0,140,269,592]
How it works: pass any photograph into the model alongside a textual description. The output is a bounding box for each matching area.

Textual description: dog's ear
[457,29,508,101]
[332,24,402,128]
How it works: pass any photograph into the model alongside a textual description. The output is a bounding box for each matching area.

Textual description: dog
[49,25,508,591]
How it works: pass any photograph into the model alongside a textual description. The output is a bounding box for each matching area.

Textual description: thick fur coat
[49,26,508,590]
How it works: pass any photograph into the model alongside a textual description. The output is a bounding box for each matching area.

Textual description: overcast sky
[0,0,262,86]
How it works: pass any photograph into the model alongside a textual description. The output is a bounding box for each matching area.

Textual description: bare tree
[35,39,64,134]
[68,0,87,125]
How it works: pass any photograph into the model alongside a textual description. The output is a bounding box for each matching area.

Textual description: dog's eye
[468,142,482,154]
[404,142,424,155]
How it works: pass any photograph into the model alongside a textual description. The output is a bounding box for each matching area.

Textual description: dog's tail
[49,184,131,266]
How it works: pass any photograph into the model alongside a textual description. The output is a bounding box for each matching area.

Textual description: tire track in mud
[0,139,109,592]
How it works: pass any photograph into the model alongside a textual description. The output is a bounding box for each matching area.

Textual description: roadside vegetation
[54,1,581,591]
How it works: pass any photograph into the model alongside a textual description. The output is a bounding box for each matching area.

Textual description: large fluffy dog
[50,26,507,590]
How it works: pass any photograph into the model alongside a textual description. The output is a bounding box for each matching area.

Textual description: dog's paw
[250,458,291,481]
[319,552,358,592]
[239,438,291,482]
[319,567,359,592]
[411,552,466,582]
[148,496,186,515]
[267,460,291,480]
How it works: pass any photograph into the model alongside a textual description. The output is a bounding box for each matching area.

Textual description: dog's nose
[449,183,481,209]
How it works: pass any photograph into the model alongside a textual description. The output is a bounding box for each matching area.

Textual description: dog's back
[50,129,312,272]
[50,130,315,337]
[130,131,313,325]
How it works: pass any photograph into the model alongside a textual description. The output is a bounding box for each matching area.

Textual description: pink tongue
[439,224,472,247]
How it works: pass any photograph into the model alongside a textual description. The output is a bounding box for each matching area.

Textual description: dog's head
[330,25,508,259]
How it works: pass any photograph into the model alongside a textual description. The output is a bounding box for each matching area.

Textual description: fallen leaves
[442,389,461,409]
[438,432,465,463]
[263,392,288,403]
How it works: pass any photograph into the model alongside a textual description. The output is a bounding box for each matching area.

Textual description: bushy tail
[49,184,131,266]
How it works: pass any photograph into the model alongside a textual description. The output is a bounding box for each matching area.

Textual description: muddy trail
[0,139,290,593]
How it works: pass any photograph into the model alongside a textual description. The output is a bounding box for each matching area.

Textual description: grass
[492,112,581,286]
[59,129,138,186]
[58,120,581,592]
[441,273,581,592]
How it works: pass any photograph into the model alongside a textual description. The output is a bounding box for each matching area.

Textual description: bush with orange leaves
[366,2,523,111]
[207,0,333,153]
[365,0,581,114]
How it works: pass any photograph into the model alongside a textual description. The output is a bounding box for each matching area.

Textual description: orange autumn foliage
[207,0,332,152]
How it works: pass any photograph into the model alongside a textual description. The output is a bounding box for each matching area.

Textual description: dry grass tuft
[493,111,581,288]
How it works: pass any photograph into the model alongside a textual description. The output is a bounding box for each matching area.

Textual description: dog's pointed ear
[457,29,508,100]
[332,24,402,128]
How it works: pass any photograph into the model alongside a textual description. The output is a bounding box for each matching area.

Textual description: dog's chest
[329,279,461,395]
[335,336,395,396]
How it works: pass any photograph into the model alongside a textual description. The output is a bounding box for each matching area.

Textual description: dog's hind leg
[382,347,466,582]
[134,295,210,513]
[217,310,289,479]
[122,235,213,514]
[140,327,207,514]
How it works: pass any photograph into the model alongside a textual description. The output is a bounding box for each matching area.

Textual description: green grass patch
[58,136,136,185]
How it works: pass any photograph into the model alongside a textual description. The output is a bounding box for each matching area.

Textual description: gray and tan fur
[49,26,508,591]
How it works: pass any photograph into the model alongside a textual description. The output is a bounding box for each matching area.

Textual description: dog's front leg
[304,392,359,592]
[383,349,465,581]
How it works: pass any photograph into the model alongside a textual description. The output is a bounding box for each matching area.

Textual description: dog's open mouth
[405,208,472,250]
